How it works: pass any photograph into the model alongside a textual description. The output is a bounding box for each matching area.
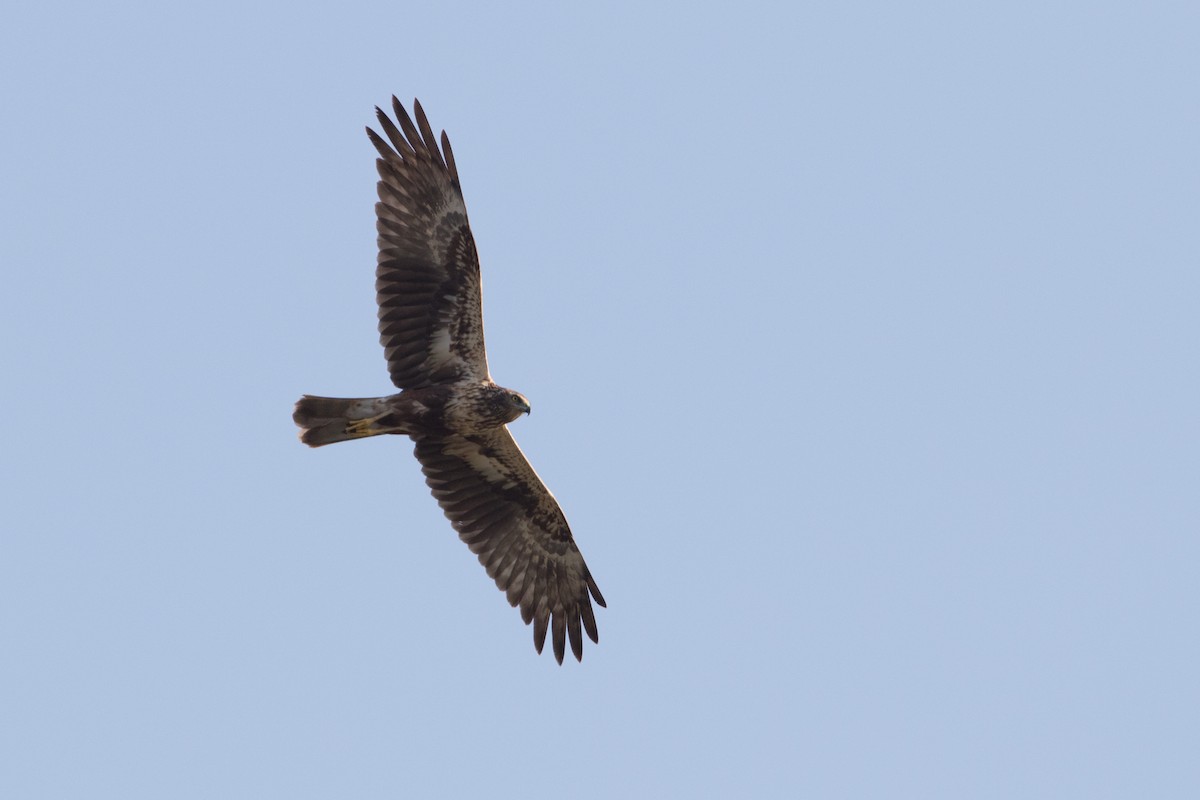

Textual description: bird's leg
[345,413,391,437]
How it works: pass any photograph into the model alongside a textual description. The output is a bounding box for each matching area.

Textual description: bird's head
[506,390,532,418]
[479,384,531,425]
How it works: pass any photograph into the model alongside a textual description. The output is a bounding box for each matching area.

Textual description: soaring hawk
[294,98,605,663]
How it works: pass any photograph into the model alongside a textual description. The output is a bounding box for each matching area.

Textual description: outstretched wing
[414,429,606,663]
[367,98,489,389]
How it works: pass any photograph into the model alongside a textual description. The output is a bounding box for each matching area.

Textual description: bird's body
[295,382,527,445]
[293,98,604,663]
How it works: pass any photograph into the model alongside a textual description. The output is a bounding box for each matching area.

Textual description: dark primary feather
[368,98,489,390]
[414,429,606,663]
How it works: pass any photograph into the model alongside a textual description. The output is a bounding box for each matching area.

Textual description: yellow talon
[346,415,386,436]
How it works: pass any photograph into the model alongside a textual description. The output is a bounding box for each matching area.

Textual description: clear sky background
[2,2,1197,797]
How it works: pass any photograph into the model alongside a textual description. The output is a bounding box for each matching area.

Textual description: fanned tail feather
[293,395,397,447]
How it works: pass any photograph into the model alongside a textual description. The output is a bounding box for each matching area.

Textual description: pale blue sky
[2,2,1198,797]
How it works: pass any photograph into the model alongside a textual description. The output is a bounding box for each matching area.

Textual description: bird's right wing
[368,98,491,389]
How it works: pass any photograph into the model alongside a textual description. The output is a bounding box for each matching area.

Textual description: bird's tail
[293,395,401,447]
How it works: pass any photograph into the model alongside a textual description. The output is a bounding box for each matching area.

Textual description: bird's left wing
[413,428,606,663]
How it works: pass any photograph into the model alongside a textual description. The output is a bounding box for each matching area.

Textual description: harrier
[293,98,604,663]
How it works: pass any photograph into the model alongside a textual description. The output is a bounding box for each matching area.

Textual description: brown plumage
[293,98,605,663]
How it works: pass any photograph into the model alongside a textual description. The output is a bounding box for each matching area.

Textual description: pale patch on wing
[428,326,452,365]
[442,435,511,485]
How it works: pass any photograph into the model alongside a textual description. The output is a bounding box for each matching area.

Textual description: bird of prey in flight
[294,98,605,663]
